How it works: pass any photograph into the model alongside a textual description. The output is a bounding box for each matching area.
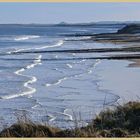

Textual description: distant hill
[118,24,140,34]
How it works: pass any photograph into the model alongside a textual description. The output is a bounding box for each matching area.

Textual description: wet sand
[65,24,140,104]
[128,59,140,67]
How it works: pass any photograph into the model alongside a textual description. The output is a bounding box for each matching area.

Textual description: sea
[0,23,139,129]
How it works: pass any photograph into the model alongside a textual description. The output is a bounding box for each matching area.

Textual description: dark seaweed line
[6,47,140,54]
[0,46,140,57]
[1,55,140,61]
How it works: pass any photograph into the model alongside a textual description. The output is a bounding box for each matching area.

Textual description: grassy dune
[0,101,140,137]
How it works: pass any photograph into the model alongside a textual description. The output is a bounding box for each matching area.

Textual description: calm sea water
[0,24,124,129]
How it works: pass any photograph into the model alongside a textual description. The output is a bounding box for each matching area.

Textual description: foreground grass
[0,101,140,137]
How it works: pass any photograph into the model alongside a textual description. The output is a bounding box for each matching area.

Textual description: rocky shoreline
[64,24,140,61]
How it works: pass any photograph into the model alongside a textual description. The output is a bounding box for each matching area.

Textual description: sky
[0,3,140,24]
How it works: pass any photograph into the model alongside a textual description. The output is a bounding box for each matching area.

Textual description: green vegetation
[0,101,140,137]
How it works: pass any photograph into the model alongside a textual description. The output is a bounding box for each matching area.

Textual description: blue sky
[0,3,140,24]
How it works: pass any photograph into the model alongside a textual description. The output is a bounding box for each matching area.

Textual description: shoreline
[96,59,140,104]
[128,59,140,67]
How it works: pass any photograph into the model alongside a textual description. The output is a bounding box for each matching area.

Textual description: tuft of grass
[0,121,60,137]
[0,101,140,137]
[86,101,140,137]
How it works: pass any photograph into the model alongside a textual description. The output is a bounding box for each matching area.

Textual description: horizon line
[0,21,140,25]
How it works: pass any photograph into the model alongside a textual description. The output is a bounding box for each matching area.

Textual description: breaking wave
[14,35,40,41]
[7,40,64,54]
[1,55,42,100]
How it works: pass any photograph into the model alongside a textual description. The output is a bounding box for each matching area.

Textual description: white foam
[45,60,100,88]
[2,55,42,100]
[14,68,25,75]
[49,115,56,122]
[46,77,67,87]
[36,40,64,50]
[55,77,67,85]
[94,59,101,68]
[26,64,35,69]
[46,83,52,87]
[48,109,73,123]
[65,36,91,41]
[31,104,39,109]
[26,55,42,69]
[64,109,73,121]
[82,59,86,62]
[88,59,101,74]
[88,70,93,74]
[55,55,58,58]
[66,64,73,69]
[14,35,40,41]
[7,40,64,54]
[72,53,76,56]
